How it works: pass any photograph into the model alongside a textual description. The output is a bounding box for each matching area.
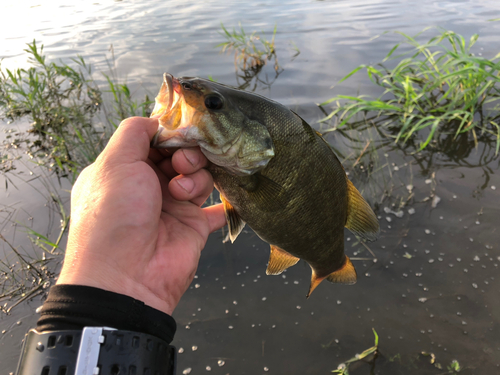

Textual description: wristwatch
[16,327,176,375]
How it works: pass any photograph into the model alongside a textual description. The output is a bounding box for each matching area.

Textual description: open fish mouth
[151,73,179,118]
[150,73,192,148]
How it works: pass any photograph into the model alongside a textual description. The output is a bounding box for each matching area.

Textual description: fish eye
[204,95,224,110]
[182,82,192,90]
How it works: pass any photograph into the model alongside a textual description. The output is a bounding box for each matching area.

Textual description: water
[1,0,500,373]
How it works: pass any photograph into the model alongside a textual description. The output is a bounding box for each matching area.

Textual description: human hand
[57,117,226,315]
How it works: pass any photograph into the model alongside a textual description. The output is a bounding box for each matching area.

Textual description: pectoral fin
[240,173,286,211]
[250,174,284,200]
[221,195,245,243]
[306,257,357,298]
[345,179,380,241]
[266,245,300,275]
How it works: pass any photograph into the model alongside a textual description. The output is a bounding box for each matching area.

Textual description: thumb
[100,117,159,164]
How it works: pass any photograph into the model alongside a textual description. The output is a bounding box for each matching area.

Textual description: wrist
[56,269,176,316]
[38,285,177,344]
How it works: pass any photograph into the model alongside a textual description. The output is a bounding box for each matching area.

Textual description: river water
[1,0,500,374]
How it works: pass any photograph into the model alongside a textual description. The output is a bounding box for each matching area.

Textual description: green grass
[319,28,500,154]
[217,23,279,71]
[0,232,55,314]
[216,23,288,91]
[332,328,379,375]
[0,40,150,180]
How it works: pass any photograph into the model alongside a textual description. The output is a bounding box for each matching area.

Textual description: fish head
[151,73,274,175]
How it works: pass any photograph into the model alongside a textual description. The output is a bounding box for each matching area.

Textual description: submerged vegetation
[320,28,500,154]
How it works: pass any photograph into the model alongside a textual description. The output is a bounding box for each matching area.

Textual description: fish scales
[209,106,348,276]
[150,73,380,297]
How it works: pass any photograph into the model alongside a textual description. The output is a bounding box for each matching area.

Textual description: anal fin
[266,245,300,275]
[345,179,380,241]
[307,256,357,298]
[221,195,245,243]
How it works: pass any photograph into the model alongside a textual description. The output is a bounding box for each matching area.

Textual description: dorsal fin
[290,110,317,143]
[266,245,300,275]
[345,179,380,241]
[221,195,245,243]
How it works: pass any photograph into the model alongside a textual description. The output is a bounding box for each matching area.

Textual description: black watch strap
[16,327,176,375]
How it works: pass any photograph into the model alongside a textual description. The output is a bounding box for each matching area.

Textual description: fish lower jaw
[151,125,201,148]
[152,133,198,149]
[200,147,271,176]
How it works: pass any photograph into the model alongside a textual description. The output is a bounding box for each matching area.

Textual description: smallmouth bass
[151,73,379,297]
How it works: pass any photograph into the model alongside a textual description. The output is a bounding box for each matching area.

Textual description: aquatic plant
[0,41,104,178]
[0,40,150,179]
[217,23,279,71]
[0,231,55,314]
[216,23,286,91]
[332,328,379,374]
[320,28,500,154]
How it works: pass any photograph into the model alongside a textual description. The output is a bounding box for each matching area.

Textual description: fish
[150,73,380,297]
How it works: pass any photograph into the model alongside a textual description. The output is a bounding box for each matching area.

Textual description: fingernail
[176,177,194,193]
[182,149,199,167]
